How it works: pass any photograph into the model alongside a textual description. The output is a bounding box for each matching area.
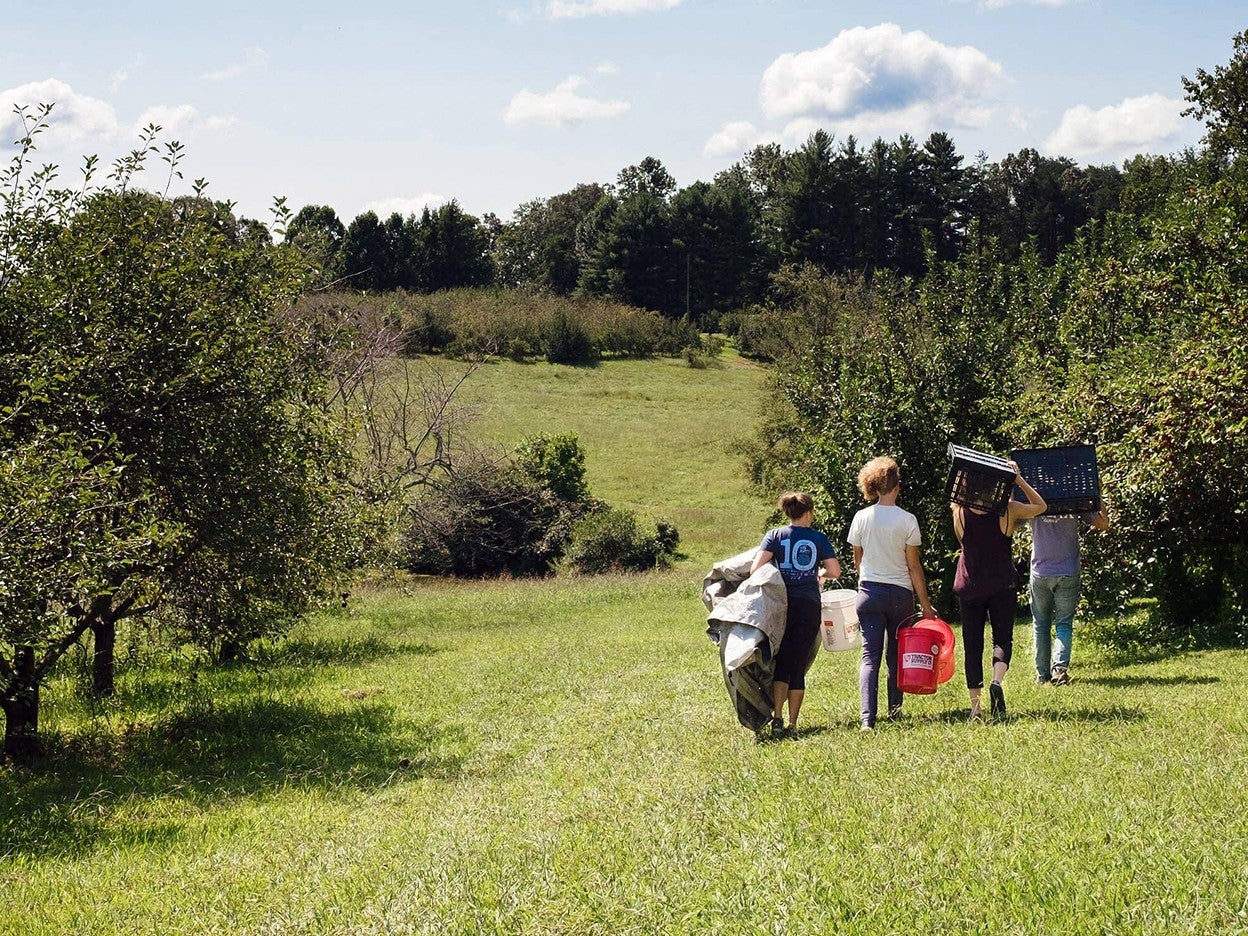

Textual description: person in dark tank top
[952,460,1046,720]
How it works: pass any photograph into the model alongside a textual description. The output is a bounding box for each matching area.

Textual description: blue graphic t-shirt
[759,525,836,600]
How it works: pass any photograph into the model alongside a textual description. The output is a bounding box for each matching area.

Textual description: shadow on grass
[919,705,1148,726]
[1078,674,1219,688]
[252,634,439,668]
[103,634,441,714]
[1,694,465,860]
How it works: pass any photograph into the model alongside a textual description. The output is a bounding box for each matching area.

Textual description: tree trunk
[218,639,242,665]
[2,646,41,759]
[92,617,116,696]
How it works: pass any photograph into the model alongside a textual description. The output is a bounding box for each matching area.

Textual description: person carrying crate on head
[1010,444,1111,687]
[1029,506,1110,685]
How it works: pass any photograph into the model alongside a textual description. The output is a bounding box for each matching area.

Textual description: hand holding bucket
[819,588,861,652]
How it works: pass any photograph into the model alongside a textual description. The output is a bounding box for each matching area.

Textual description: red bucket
[898,626,941,695]
[911,617,956,686]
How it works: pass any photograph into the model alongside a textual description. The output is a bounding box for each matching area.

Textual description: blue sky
[3,1,1244,226]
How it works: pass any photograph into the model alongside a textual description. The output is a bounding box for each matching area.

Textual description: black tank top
[954,508,1017,601]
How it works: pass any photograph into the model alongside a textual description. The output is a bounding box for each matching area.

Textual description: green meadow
[460,350,772,566]
[3,356,1247,935]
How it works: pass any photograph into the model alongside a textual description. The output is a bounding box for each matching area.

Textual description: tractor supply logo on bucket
[902,651,934,671]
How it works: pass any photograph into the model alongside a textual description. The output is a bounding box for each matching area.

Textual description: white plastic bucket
[820,589,861,652]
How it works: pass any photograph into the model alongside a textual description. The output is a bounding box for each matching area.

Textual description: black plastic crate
[1010,445,1101,516]
[946,443,1016,516]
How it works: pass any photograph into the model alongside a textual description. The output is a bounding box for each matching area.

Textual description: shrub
[681,333,725,369]
[565,508,680,574]
[515,433,590,504]
[402,460,574,578]
[399,295,455,355]
[545,307,596,364]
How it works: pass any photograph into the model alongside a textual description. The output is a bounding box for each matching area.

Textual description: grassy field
[4,354,1247,934]
[4,575,1247,935]
[457,351,772,566]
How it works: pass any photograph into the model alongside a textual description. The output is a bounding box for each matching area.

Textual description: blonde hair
[858,456,900,501]
[778,491,815,520]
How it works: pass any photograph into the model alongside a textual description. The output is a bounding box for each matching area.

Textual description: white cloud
[134,104,236,139]
[361,193,450,218]
[108,70,129,93]
[546,0,681,18]
[759,23,1004,137]
[595,61,620,75]
[1044,93,1193,161]
[203,46,269,81]
[503,75,629,128]
[704,121,765,157]
[0,79,118,145]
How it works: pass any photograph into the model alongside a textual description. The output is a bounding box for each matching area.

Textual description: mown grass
[4,575,1247,935]
[458,350,772,567]
[5,354,1246,934]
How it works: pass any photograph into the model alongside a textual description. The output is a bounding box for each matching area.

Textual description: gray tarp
[702,549,790,732]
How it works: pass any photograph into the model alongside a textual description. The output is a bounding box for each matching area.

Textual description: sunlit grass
[5,353,1246,934]
[5,576,1247,935]
[459,351,772,567]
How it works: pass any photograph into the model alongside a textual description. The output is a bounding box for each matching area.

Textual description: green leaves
[2,125,359,722]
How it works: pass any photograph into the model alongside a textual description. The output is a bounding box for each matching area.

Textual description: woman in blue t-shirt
[749,491,841,737]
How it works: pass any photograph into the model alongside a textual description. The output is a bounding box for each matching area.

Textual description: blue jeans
[1030,573,1080,680]
[856,581,915,726]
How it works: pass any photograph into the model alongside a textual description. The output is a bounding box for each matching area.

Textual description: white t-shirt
[847,503,921,590]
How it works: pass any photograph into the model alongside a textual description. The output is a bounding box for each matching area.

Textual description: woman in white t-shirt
[847,457,936,730]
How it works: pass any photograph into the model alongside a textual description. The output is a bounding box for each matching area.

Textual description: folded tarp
[703,549,789,732]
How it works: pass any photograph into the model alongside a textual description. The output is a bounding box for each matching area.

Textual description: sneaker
[769,717,787,739]
[1036,674,1052,685]
[968,705,982,723]
[886,705,906,720]
[1051,666,1071,686]
[860,719,874,732]
[989,681,1007,718]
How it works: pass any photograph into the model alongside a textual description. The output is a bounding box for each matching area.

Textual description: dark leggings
[774,594,821,690]
[856,581,914,725]
[959,587,1017,689]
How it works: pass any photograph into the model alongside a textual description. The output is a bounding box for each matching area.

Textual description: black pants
[959,587,1016,689]
[774,594,821,690]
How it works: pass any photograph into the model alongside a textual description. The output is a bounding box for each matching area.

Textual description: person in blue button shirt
[1029,504,1110,685]
[750,491,841,737]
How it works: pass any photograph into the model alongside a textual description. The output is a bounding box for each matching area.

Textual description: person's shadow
[1077,674,1219,689]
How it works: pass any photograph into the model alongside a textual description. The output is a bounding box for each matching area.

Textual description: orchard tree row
[742,30,1248,646]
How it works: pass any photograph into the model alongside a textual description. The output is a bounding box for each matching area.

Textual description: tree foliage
[1182,29,1248,160]
[0,112,357,753]
[744,156,1248,644]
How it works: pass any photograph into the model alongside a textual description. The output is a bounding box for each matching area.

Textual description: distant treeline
[285,133,1208,323]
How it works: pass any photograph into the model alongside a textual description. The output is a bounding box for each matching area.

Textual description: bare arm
[748,549,774,575]
[1006,461,1047,532]
[905,544,936,619]
[820,556,842,583]
[951,503,964,542]
[852,545,864,577]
